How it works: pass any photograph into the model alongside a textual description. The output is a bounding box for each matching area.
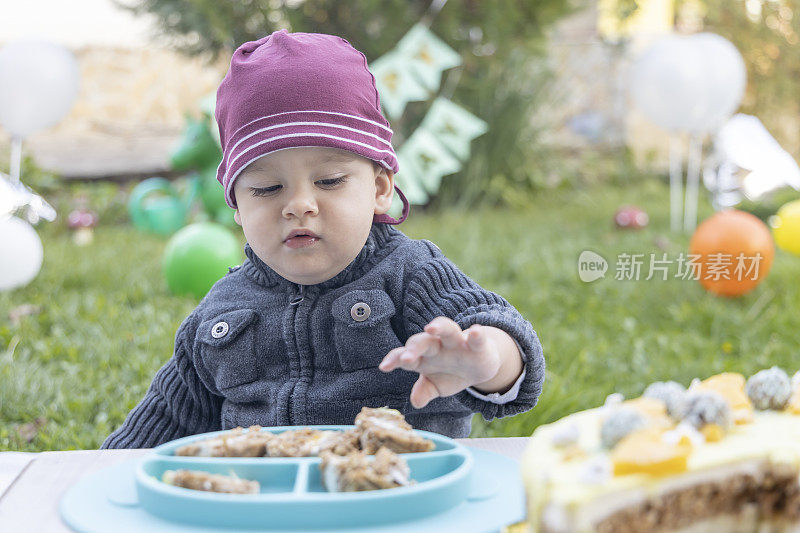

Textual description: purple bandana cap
[215,29,408,224]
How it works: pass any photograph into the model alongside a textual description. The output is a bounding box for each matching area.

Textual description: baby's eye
[250,185,281,196]
[317,176,346,187]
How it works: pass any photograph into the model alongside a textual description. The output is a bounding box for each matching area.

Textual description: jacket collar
[241,223,402,291]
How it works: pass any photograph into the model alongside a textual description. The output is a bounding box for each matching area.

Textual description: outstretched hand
[379,316,502,409]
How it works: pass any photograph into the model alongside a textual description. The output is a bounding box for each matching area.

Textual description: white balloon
[631,33,746,135]
[688,33,746,133]
[0,216,43,291]
[631,35,710,132]
[0,40,80,138]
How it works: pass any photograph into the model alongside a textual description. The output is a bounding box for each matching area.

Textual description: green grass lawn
[1,178,799,450]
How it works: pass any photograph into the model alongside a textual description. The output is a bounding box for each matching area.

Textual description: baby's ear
[374,167,394,215]
[234,209,242,226]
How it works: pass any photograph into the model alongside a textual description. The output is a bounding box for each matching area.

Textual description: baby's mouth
[284,235,319,249]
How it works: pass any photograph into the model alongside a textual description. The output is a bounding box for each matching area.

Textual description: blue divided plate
[60,427,525,532]
[138,425,471,529]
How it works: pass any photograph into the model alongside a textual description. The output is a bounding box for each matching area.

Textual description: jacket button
[211,321,229,338]
[350,302,371,322]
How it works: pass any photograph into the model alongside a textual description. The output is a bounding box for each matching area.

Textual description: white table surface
[0,437,529,533]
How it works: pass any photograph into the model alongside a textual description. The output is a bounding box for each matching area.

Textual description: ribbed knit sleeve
[101,316,223,449]
[403,243,545,421]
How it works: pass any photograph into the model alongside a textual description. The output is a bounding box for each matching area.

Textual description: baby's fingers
[410,374,440,409]
[379,346,406,372]
[424,317,463,350]
[402,331,441,362]
[466,324,489,352]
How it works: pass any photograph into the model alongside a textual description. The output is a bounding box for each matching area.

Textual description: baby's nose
[282,189,319,218]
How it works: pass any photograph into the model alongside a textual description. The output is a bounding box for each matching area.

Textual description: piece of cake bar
[266,428,347,457]
[175,426,273,457]
[162,469,259,494]
[317,428,362,456]
[354,407,435,454]
[319,446,411,492]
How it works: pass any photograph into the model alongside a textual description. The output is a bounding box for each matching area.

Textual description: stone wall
[0,45,229,179]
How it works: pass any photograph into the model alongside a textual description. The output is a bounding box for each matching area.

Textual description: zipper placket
[286,283,305,425]
[289,283,304,306]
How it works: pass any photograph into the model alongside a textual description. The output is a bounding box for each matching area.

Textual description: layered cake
[522,368,800,532]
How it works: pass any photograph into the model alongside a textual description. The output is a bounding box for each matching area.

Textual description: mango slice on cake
[787,388,800,415]
[611,427,692,477]
[624,397,674,429]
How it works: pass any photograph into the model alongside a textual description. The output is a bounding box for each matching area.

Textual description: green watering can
[170,114,231,225]
[128,177,198,236]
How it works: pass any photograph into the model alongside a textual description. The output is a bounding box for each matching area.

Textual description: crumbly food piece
[319,446,411,492]
[355,406,413,430]
[162,469,259,494]
[746,366,792,410]
[175,426,273,457]
[317,428,362,456]
[266,428,346,457]
[355,407,435,454]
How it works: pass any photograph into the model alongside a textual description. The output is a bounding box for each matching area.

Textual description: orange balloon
[689,210,774,297]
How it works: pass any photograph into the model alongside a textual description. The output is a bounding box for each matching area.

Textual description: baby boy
[102,30,544,448]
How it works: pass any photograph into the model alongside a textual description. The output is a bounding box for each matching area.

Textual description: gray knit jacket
[102,223,544,448]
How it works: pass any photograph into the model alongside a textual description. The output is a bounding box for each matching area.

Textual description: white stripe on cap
[223,120,394,171]
[224,109,393,148]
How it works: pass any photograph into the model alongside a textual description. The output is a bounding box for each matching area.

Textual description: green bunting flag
[398,127,462,195]
[372,24,488,211]
[387,149,429,220]
[397,24,462,92]
[394,153,429,205]
[419,97,488,161]
[370,51,430,120]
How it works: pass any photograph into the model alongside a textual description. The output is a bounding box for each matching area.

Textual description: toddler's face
[233,147,394,285]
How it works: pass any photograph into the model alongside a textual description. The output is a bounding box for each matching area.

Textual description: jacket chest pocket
[331,290,403,371]
[196,309,260,391]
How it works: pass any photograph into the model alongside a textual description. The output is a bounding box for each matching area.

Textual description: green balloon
[163,223,242,299]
